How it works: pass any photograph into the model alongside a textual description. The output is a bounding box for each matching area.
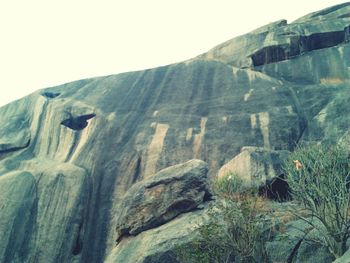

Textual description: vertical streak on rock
[193,117,208,158]
[30,97,47,138]
[29,97,49,155]
[32,102,61,158]
[250,114,257,129]
[186,128,193,141]
[69,118,94,162]
[144,123,169,177]
[54,128,77,162]
[258,112,271,149]
[244,89,253,101]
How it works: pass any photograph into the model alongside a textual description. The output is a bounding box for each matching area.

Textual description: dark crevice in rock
[41,92,61,99]
[72,223,83,256]
[301,31,345,50]
[131,155,142,184]
[203,189,213,202]
[0,139,30,154]
[163,199,197,220]
[345,25,350,42]
[252,26,349,66]
[61,114,96,131]
[287,237,305,263]
[116,229,130,244]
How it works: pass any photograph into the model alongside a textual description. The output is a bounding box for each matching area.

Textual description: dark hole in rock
[203,190,213,202]
[259,174,291,202]
[72,222,83,255]
[116,229,131,244]
[345,26,350,42]
[251,45,288,66]
[72,223,83,256]
[72,237,82,256]
[301,31,345,51]
[278,32,298,36]
[41,92,61,99]
[61,114,96,131]
[162,199,197,221]
[167,199,196,213]
[252,28,348,66]
[131,156,142,184]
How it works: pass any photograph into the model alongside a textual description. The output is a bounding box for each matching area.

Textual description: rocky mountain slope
[0,3,350,263]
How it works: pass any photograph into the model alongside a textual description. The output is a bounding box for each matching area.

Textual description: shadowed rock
[251,27,349,66]
[41,91,61,99]
[61,113,96,130]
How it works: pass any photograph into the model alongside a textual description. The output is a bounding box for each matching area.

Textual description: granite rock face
[0,3,349,263]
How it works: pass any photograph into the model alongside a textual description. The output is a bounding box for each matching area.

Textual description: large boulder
[218,147,291,200]
[115,159,211,242]
[218,146,289,183]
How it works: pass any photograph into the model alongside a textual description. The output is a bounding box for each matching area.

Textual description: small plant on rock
[284,144,350,259]
[176,173,271,263]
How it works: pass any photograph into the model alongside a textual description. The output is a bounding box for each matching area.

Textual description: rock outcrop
[107,208,208,263]
[218,146,289,183]
[115,159,210,243]
[0,3,349,263]
[218,146,291,200]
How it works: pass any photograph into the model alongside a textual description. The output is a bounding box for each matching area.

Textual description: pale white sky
[0,0,347,106]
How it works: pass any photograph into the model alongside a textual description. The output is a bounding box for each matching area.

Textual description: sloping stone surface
[106,209,207,263]
[0,3,349,263]
[115,159,210,242]
[0,171,36,263]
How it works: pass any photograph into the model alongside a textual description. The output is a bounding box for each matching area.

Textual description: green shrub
[212,172,246,197]
[176,174,270,263]
[284,144,350,259]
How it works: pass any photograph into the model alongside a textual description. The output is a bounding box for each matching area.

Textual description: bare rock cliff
[0,3,350,263]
